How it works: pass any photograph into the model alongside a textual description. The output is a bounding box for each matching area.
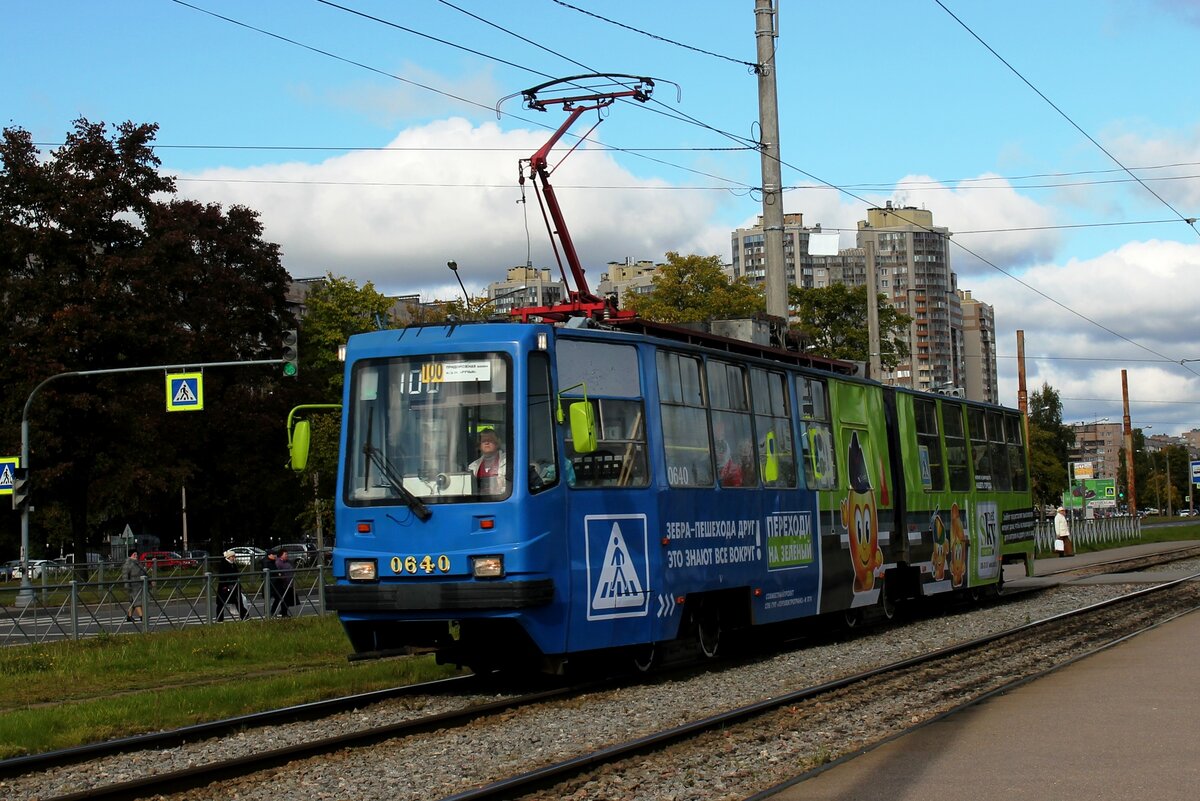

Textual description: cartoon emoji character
[841,431,883,593]
[930,512,948,581]
[949,502,968,587]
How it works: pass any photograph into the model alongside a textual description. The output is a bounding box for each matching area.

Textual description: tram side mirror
[764,430,779,483]
[289,419,311,472]
[569,402,597,454]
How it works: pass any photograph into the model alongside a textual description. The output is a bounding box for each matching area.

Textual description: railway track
[5,556,1197,801]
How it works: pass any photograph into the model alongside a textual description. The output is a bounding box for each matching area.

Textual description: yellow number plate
[390,554,452,575]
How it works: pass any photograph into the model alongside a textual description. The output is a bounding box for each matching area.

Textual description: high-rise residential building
[485,266,566,315]
[730,213,847,290]
[855,203,962,394]
[728,204,969,395]
[1070,421,1125,481]
[958,289,999,403]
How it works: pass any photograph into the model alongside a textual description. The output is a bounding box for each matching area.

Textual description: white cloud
[974,239,1200,434]
[177,118,730,297]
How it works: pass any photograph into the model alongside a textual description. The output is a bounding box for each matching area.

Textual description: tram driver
[468,430,508,495]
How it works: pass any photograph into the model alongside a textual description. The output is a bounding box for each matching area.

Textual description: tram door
[555,338,655,653]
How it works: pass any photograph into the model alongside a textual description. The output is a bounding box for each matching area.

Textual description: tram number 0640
[391,554,451,575]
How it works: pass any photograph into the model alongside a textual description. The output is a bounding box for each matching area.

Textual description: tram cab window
[557,340,648,488]
[751,368,796,488]
[344,353,511,505]
[708,360,756,487]
[913,398,945,491]
[967,407,992,491]
[657,351,713,487]
[942,402,971,492]
[797,376,836,491]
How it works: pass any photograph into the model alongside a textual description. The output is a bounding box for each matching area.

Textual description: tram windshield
[345,353,512,506]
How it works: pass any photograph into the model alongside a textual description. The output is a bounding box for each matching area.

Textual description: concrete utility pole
[754,0,788,322]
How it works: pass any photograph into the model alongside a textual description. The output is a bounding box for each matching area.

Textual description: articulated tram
[301,75,1035,673]
[313,318,1036,673]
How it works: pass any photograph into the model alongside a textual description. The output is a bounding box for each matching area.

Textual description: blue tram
[315,318,1037,673]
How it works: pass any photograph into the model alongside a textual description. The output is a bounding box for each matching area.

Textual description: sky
[5,0,1200,437]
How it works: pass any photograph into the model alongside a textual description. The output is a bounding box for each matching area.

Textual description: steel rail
[0,674,483,778]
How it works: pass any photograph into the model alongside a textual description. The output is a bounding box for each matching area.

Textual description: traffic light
[11,469,29,512]
[282,329,299,377]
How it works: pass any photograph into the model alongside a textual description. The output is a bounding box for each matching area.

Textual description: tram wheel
[697,611,721,659]
[880,583,898,621]
[843,608,861,629]
[632,644,657,673]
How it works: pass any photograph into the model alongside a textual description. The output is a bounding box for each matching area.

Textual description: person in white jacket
[1053,506,1073,557]
[468,430,507,495]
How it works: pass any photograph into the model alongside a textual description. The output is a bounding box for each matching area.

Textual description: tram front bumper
[325,579,555,613]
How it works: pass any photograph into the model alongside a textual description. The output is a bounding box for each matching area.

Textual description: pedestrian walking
[270,549,296,618]
[120,550,151,622]
[1053,505,1074,557]
[215,549,249,621]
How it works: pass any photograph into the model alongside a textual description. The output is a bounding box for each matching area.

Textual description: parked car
[139,551,199,569]
[12,559,61,580]
[1,560,21,581]
[181,549,210,565]
[227,546,265,567]
[268,543,318,567]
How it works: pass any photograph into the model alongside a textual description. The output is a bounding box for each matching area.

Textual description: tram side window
[527,353,558,494]
[708,359,757,487]
[657,350,714,487]
[987,410,1011,491]
[557,340,648,488]
[751,367,796,488]
[942,402,971,492]
[967,407,992,490]
[913,398,945,491]
[1006,412,1028,491]
[797,376,837,490]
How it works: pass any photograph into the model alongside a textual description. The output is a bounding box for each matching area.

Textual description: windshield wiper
[363,442,432,522]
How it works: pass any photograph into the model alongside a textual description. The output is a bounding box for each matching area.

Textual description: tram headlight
[347,559,378,582]
[471,555,504,578]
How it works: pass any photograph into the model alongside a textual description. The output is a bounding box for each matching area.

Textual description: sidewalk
[772,608,1200,800]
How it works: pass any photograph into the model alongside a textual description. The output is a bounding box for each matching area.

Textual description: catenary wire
[933,0,1200,239]
[168,1,755,190]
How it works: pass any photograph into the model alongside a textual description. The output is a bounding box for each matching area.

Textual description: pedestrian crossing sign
[166,372,204,412]
[0,457,18,495]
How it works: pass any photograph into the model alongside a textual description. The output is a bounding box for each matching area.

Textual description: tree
[629,252,764,323]
[1027,383,1074,510]
[300,274,397,398]
[787,283,911,367]
[0,119,301,555]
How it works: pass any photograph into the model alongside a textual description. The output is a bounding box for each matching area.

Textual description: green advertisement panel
[1062,478,1116,509]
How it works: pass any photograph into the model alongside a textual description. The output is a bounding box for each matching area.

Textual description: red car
[139,551,199,569]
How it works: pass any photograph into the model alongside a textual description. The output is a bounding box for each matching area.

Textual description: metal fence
[0,562,331,646]
[1033,515,1142,555]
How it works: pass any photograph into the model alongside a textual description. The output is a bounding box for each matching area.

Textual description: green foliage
[1027,383,1074,508]
[0,119,304,555]
[300,273,396,398]
[787,283,911,367]
[629,252,764,322]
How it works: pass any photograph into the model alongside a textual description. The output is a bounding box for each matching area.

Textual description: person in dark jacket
[120,550,151,622]
[270,549,296,618]
[215,549,248,621]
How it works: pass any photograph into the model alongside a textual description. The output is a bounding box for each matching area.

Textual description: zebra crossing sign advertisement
[584,513,649,621]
